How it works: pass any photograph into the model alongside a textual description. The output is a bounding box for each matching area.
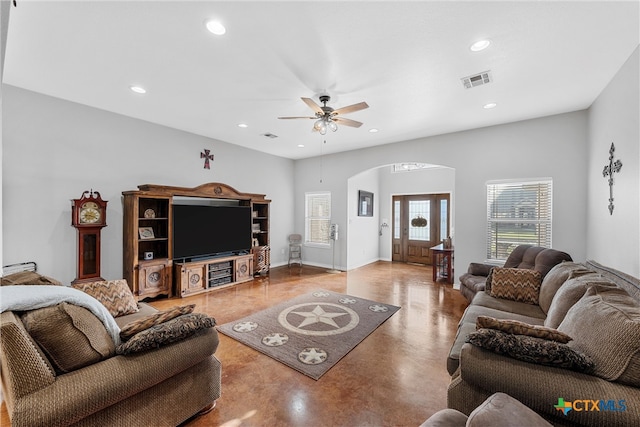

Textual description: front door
[392,194,450,265]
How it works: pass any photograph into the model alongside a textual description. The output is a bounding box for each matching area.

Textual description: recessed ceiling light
[470,39,491,52]
[129,85,146,94]
[205,19,226,35]
[237,123,248,128]
[369,128,379,133]
[297,144,305,148]
[483,102,497,109]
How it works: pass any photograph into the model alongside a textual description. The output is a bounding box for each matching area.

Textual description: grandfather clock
[71,190,108,284]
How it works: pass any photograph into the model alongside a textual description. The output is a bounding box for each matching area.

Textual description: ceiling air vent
[262,133,278,139]
[461,71,492,89]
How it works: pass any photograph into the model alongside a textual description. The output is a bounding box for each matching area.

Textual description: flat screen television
[173,204,252,261]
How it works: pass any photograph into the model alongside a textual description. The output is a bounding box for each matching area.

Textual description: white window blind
[486,179,552,260]
[305,192,331,245]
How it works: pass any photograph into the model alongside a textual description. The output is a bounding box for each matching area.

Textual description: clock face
[80,202,101,224]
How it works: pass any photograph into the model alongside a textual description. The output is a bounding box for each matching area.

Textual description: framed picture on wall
[358,190,374,217]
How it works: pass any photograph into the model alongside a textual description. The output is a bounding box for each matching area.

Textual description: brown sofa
[447,260,640,426]
[0,292,221,427]
[458,245,573,302]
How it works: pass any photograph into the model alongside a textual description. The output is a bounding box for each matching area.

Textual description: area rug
[217,289,400,380]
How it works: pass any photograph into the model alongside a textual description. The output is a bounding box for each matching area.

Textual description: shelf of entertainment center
[175,253,253,297]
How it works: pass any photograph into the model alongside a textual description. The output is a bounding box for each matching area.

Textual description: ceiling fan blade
[332,101,369,116]
[301,97,324,115]
[333,117,363,128]
[278,116,316,120]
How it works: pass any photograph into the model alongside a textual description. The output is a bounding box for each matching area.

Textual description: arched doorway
[346,162,455,270]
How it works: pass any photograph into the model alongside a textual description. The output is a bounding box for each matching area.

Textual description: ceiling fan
[278,95,369,135]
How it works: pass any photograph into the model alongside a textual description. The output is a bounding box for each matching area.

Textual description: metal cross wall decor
[602,142,623,215]
[200,149,214,169]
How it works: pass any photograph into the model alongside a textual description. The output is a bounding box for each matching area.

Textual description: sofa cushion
[488,267,542,305]
[120,304,195,341]
[470,292,547,320]
[544,273,616,328]
[20,302,115,373]
[466,328,593,372]
[538,262,594,314]
[476,316,572,343]
[461,305,546,327]
[116,313,216,355]
[558,285,640,386]
[467,263,493,277]
[466,392,552,427]
[72,279,139,317]
[0,271,62,286]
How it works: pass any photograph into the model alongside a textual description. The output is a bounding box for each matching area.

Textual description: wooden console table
[430,243,454,284]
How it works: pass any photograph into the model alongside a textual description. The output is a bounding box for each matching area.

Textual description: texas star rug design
[217,289,400,380]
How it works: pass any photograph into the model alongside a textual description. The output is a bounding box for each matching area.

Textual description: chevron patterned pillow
[489,267,542,305]
[72,279,139,317]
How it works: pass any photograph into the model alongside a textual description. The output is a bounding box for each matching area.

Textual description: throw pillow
[20,302,115,373]
[0,271,62,286]
[476,316,572,343]
[485,267,494,293]
[538,262,594,314]
[489,267,542,305]
[72,279,139,317]
[116,313,216,355]
[120,304,196,341]
[558,285,640,387]
[544,273,616,329]
[466,328,593,372]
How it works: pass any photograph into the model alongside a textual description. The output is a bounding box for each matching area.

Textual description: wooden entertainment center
[122,182,270,300]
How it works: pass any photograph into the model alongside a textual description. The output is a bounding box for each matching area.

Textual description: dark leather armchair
[458,245,572,302]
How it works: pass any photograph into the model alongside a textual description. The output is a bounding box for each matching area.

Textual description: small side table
[430,244,454,284]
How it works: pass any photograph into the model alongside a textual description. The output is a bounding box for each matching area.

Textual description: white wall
[2,85,294,283]
[587,47,640,277]
[346,167,380,270]
[0,1,11,270]
[294,111,590,281]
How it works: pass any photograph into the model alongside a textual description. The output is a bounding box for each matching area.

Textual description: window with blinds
[486,179,552,260]
[305,192,331,246]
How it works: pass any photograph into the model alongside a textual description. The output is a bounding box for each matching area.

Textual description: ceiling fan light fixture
[314,119,325,132]
[328,120,338,132]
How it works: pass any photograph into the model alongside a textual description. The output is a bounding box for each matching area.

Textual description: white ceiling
[4,1,639,160]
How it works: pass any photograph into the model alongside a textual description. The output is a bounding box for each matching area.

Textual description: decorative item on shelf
[252,210,258,218]
[252,223,261,233]
[358,190,374,217]
[602,142,623,215]
[200,149,214,169]
[252,238,260,247]
[138,227,155,240]
[143,208,156,218]
[443,236,453,249]
[411,215,428,227]
[144,251,154,260]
